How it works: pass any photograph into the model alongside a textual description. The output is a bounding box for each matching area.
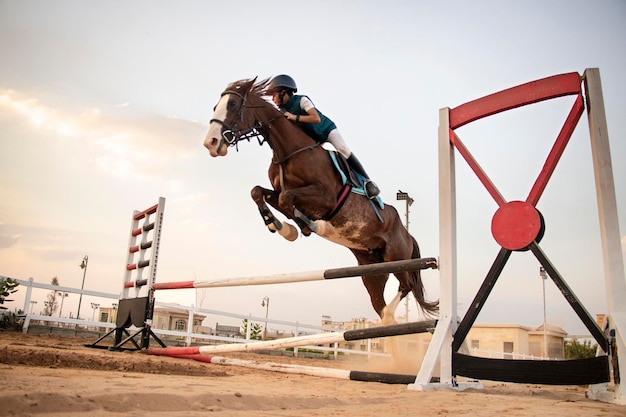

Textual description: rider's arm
[285,97,321,124]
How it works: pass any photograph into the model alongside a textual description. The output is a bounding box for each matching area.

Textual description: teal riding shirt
[282,95,337,143]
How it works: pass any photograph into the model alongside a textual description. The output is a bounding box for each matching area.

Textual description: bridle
[209,85,319,166]
[210,89,281,153]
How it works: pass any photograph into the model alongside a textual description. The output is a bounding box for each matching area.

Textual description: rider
[267,74,380,199]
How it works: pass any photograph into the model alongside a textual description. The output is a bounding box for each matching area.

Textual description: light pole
[261,296,270,340]
[77,255,88,320]
[29,301,37,314]
[111,302,118,323]
[44,301,52,316]
[396,190,414,231]
[397,190,414,322]
[58,292,69,317]
[539,266,548,358]
[91,302,100,321]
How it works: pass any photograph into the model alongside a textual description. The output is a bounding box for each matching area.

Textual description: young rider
[267,74,380,199]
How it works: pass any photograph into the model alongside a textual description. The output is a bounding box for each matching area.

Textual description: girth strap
[322,184,352,221]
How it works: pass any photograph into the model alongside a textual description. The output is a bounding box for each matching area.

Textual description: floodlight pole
[396,190,415,322]
[77,255,88,320]
[262,296,270,340]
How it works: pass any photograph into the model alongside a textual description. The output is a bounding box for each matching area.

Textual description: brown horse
[204,77,437,321]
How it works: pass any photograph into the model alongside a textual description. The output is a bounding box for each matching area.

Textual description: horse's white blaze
[204,94,229,157]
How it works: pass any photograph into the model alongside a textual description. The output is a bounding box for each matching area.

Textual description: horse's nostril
[204,135,219,151]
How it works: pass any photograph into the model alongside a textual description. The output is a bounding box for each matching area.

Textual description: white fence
[8,276,387,358]
[7,276,560,361]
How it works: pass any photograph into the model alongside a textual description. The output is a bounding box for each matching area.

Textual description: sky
[1,0,625,337]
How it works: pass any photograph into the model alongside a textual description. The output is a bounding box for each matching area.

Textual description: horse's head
[204,77,274,157]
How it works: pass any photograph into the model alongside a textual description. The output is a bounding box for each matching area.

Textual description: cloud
[173,193,211,206]
[0,89,206,181]
[28,244,84,262]
[0,233,21,249]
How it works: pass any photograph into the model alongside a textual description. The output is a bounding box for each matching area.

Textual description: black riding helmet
[268,74,297,94]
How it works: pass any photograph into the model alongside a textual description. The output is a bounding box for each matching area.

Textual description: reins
[271,142,320,165]
[215,88,319,162]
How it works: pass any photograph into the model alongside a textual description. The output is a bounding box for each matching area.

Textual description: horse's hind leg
[251,186,298,241]
[382,291,403,325]
[361,273,390,319]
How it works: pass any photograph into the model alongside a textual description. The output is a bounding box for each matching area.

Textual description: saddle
[326,151,384,222]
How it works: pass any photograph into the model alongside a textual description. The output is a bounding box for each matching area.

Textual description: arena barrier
[148,320,436,356]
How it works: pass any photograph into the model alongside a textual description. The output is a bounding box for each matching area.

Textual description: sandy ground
[1,332,624,417]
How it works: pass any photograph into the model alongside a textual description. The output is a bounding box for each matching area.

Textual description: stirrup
[364,180,380,199]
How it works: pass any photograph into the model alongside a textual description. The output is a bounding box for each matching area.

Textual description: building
[321,315,568,359]
[466,323,567,359]
[98,305,210,335]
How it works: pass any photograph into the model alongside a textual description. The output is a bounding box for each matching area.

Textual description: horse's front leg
[251,186,299,241]
[278,184,336,236]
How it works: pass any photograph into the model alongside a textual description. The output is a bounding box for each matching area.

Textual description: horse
[204,77,438,322]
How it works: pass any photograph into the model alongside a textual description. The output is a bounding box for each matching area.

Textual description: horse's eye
[227,100,237,110]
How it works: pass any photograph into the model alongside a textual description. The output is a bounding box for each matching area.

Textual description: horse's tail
[410,236,439,317]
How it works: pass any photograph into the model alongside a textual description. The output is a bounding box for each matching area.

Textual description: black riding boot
[347,154,380,198]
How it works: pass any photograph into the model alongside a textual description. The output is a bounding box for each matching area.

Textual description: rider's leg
[346,154,380,197]
[327,130,380,198]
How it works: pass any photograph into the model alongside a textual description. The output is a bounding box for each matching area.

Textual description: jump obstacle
[91,68,623,403]
[87,196,438,354]
[408,68,624,404]
[149,320,438,385]
[149,320,437,355]
[125,257,438,290]
[157,354,423,385]
[87,197,168,351]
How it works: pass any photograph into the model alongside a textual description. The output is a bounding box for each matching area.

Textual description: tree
[0,277,19,310]
[241,318,262,340]
[42,277,61,316]
[1,277,21,330]
[564,339,597,359]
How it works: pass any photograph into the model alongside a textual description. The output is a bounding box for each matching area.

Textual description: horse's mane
[252,77,272,96]
[226,77,272,97]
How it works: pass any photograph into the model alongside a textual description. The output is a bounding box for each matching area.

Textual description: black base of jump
[85,296,166,351]
[453,353,610,385]
[85,326,166,351]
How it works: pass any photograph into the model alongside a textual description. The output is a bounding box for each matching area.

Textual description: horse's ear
[242,77,257,93]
